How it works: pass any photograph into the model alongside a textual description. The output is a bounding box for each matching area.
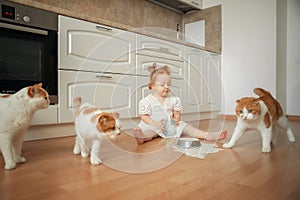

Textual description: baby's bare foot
[133,128,145,144]
[205,130,227,141]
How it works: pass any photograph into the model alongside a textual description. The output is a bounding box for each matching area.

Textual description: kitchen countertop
[8,0,218,53]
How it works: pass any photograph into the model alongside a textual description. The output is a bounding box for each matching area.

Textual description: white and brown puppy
[0,83,50,170]
[73,97,121,165]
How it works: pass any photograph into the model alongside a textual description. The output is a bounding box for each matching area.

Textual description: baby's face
[153,74,171,97]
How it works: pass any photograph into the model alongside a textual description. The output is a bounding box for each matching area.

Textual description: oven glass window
[0,25,57,96]
[0,27,43,81]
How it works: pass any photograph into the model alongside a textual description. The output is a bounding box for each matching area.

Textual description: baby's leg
[183,124,227,141]
[133,128,158,144]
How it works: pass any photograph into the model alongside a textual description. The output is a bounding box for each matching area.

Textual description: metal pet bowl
[176,138,201,149]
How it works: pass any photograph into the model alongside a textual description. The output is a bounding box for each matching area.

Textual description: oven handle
[0,22,48,35]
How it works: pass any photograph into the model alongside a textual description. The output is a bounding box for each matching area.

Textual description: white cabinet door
[136,55,184,79]
[207,53,221,111]
[59,15,136,74]
[184,47,221,113]
[184,47,210,113]
[58,70,136,123]
[31,105,58,125]
[136,34,184,62]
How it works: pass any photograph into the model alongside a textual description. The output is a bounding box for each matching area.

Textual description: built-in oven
[0,0,58,104]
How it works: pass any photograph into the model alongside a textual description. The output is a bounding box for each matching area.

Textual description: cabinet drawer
[59,15,136,74]
[136,55,184,79]
[31,105,58,125]
[136,34,184,62]
[58,70,136,123]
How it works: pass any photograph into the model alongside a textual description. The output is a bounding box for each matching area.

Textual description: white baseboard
[24,123,75,141]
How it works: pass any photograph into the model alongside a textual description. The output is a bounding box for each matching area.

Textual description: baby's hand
[170,114,180,126]
[151,119,165,130]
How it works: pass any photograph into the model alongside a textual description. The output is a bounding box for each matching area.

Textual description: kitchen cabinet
[136,55,184,79]
[184,46,221,113]
[58,15,137,124]
[137,34,184,61]
[135,34,185,115]
[207,53,221,111]
[136,34,184,79]
[59,15,136,74]
[31,105,58,125]
[57,15,221,127]
[58,70,136,123]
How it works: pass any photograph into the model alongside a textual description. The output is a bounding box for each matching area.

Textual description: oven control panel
[1,4,15,20]
[0,0,57,31]
[1,4,31,23]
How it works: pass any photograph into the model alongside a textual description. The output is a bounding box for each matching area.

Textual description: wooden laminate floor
[0,119,300,200]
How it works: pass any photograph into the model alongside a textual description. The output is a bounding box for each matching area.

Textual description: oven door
[0,22,57,104]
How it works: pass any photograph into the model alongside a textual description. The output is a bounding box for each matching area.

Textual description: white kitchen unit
[136,55,184,79]
[59,15,136,74]
[207,52,221,111]
[184,46,221,114]
[136,34,184,79]
[57,15,221,129]
[136,34,184,61]
[31,105,58,125]
[135,33,186,115]
[58,15,137,124]
[58,70,136,123]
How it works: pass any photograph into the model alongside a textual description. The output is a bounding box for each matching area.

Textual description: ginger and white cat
[0,83,50,170]
[223,88,295,153]
[73,97,121,165]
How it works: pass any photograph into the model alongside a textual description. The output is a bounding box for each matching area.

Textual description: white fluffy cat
[73,97,121,165]
[0,83,50,170]
[223,88,295,153]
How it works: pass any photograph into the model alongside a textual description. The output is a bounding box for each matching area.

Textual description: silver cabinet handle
[159,47,169,51]
[96,75,113,79]
[192,48,201,52]
[96,25,113,32]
